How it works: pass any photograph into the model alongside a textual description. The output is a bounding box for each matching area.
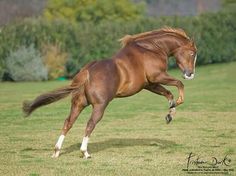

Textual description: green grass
[0,62,236,176]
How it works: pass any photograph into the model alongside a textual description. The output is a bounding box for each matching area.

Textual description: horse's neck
[152,35,186,56]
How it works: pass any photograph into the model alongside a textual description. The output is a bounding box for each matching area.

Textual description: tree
[44,0,145,23]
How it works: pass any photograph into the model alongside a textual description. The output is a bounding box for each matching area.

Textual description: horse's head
[173,41,197,80]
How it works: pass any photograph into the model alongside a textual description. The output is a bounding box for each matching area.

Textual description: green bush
[65,57,80,78]
[0,7,235,81]
[0,64,4,80]
[0,53,4,79]
[5,45,48,81]
[191,11,236,65]
[44,0,146,24]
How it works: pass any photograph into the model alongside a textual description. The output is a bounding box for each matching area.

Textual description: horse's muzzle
[183,70,194,80]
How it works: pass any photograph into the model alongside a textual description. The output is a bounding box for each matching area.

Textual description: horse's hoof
[51,153,59,158]
[85,155,91,159]
[51,149,60,158]
[80,150,91,159]
[165,114,172,124]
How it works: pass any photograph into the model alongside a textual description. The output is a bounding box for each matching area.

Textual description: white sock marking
[55,135,65,149]
[80,136,89,152]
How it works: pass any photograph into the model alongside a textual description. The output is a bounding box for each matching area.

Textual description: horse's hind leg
[80,103,107,159]
[52,94,87,158]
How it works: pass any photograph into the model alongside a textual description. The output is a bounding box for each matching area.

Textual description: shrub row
[0,9,235,81]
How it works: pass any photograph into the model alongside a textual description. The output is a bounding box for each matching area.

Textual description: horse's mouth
[183,73,194,80]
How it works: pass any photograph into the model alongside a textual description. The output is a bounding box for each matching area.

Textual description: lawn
[0,62,235,176]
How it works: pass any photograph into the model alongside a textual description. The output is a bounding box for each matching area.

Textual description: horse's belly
[115,71,146,97]
[116,81,144,97]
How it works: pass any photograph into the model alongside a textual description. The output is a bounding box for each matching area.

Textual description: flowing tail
[22,86,78,117]
[23,70,89,117]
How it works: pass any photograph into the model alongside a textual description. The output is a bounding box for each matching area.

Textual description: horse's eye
[190,52,194,56]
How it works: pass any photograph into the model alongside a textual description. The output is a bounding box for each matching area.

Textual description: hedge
[0,9,235,81]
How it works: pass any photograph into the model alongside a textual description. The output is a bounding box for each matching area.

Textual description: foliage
[42,44,68,79]
[65,57,80,78]
[222,0,236,6]
[221,0,236,13]
[0,61,4,80]
[0,5,235,81]
[44,0,146,23]
[5,45,48,81]
[193,11,236,64]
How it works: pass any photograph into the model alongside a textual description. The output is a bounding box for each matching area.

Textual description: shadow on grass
[61,138,176,156]
[20,147,51,152]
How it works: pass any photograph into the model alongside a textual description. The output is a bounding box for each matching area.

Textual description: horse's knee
[177,80,184,89]
[176,96,184,105]
[166,90,174,99]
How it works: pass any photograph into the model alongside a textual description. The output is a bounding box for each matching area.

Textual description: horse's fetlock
[169,100,176,108]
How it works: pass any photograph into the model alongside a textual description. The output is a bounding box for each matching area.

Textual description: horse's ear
[191,41,195,47]
[190,37,195,45]
[136,41,156,51]
[188,38,194,47]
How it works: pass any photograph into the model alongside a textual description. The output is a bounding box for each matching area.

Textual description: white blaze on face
[193,54,197,73]
[183,54,197,80]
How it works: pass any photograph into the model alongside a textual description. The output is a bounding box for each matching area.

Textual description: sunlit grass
[0,62,235,175]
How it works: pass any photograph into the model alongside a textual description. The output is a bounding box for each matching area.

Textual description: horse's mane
[119,27,190,47]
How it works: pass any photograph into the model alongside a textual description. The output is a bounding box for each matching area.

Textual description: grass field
[0,62,236,176]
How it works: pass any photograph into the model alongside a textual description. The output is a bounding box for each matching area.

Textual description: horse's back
[72,44,148,103]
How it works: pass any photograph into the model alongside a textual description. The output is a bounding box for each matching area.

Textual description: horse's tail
[23,70,89,117]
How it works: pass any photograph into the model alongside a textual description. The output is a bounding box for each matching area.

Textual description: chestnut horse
[23,27,197,159]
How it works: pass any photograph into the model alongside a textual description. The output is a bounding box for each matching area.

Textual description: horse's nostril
[183,70,194,80]
[184,70,192,77]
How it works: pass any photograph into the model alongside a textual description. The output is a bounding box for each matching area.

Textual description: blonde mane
[119,27,190,47]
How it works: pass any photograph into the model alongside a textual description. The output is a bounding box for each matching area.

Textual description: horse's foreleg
[52,94,87,158]
[80,103,107,159]
[145,84,174,103]
[151,73,185,123]
[154,73,184,106]
[145,84,176,123]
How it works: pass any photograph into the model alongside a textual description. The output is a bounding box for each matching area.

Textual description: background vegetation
[0,1,235,175]
[0,0,235,81]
